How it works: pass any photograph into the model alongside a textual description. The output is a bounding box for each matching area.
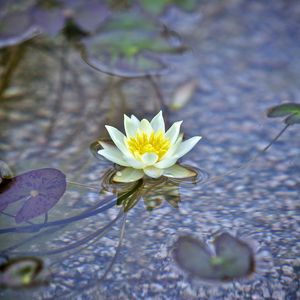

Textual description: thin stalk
[43,43,67,144]
[261,124,289,153]
[67,180,99,191]
[11,209,123,256]
[97,212,127,282]
[0,44,26,99]
[0,196,116,234]
[50,210,125,267]
[203,124,291,186]
[147,75,167,112]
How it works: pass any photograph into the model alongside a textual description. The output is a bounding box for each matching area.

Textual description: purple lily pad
[31,7,65,36]
[0,168,66,223]
[73,2,111,33]
[0,10,38,48]
[31,0,110,36]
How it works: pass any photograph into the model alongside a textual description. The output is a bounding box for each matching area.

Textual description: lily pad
[173,232,255,282]
[0,168,66,223]
[31,7,65,36]
[31,0,110,36]
[139,0,199,15]
[0,257,44,288]
[81,11,187,77]
[267,103,300,125]
[0,10,37,48]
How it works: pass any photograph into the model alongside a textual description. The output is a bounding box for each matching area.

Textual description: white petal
[141,152,158,166]
[131,115,140,126]
[155,157,177,169]
[105,125,128,154]
[124,156,145,169]
[138,119,153,135]
[163,164,197,178]
[175,136,202,159]
[150,111,165,132]
[124,114,138,137]
[97,149,130,166]
[143,166,163,178]
[162,133,183,159]
[113,168,144,183]
[165,121,182,144]
[99,140,115,150]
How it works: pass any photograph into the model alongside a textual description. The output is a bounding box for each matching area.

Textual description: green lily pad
[173,232,255,282]
[81,10,187,77]
[0,257,44,289]
[267,103,300,125]
[140,0,199,15]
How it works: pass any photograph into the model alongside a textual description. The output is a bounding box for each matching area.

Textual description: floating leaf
[173,236,215,279]
[0,10,37,48]
[267,103,300,125]
[81,11,187,77]
[72,2,110,33]
[140,0,199,15]
[173,232,255,282]
[0,168,66,223]
[0,257,44,289]
[267,103,300,118]
[284,113,300,125]
[31,0,110,36]
[31,7,65,36]
[213,232,255,280]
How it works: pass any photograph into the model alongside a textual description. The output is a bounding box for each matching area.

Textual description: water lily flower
[98,111,201,182]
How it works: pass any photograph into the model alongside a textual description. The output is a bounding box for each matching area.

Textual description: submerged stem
[0,44,26,99]
[67,180,99,191]
[261,124,289,153]
[11,209,123,257]
[147,75,169,115]
[98,212,127,282]
[203,124,291,186]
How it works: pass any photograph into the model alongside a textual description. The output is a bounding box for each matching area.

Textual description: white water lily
[98,111,201,182]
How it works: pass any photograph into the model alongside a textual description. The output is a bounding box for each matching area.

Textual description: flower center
[30,190,39,197]
[126,130,171,160]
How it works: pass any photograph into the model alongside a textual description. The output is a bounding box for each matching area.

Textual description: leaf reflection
[101,165,199,212]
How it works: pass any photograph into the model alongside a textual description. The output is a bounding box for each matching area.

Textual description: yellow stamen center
[127,130,171,160]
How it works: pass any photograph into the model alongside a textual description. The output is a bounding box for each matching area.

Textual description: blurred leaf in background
[81,10,187,77]
[173,232,256,282]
